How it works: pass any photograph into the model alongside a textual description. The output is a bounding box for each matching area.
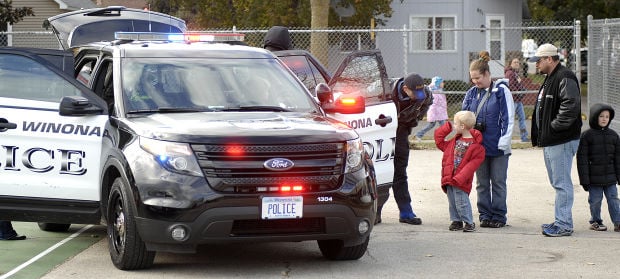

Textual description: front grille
[230,218,325,236]
[192,143,345,193]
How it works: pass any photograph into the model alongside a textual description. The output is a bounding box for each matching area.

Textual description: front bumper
[136,203,374,253]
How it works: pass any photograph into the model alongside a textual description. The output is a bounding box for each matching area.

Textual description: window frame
[409,14,458,53]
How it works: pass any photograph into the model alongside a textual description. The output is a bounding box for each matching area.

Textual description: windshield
[121,57,318,113]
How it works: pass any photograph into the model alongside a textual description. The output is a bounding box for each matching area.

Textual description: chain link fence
[3,21,581,121]
[0,31,60,49]
[587,16,620,131]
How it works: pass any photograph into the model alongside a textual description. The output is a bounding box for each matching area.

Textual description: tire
[107,177,155,270]
[37,223,71,232]
[318,236,369,260]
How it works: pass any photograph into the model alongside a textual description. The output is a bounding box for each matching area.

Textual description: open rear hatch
[45,6,187,50]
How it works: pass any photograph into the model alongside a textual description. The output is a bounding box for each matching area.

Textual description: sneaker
[542,225,573,237]
[399,217,422,225]
[590,222,607,231]
[541,222,554,229]
[0,235,26,241]
[449,221,463,231]
[414,136,422,142]
[480,219,492,227]
[615,224,620,232]
[489,221,506,228]
[463,222,476,232]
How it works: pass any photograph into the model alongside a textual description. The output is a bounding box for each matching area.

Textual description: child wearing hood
[435,111,485,232]
[576,103,620,232]
[414,76,448,141]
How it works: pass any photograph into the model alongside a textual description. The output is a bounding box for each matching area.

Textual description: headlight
[139,137,203,177]
[344,138,363,173]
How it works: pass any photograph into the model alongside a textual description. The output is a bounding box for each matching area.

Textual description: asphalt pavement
[31,147,620,279]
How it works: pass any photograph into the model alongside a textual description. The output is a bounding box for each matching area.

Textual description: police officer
[385,73,433,225]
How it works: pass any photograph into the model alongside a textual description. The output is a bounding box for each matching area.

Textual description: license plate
[261,196,303,219]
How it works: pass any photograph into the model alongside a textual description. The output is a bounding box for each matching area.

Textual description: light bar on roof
[114,32,245,42]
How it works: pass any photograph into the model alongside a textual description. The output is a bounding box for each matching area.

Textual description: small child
[415,76,448,141]
[434,111,486,232]
[576,103,620,232]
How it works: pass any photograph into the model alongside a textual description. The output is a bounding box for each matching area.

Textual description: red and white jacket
[434,122,486,194]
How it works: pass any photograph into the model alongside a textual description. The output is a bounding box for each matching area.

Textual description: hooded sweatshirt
[263,26,293,51]
[576,103,620,188]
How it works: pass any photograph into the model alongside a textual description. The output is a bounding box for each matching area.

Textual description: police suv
[0,7,380,270]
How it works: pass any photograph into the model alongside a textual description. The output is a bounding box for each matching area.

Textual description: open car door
[327,50,396,195]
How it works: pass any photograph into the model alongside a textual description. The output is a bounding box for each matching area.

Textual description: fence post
[402,24,407,76]
[574,20,581,83]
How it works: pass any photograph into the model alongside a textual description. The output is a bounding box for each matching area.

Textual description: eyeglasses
[535,56,549,64]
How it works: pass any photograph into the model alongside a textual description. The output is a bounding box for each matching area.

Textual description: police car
[0,7,379,270]
[274,49,397,222]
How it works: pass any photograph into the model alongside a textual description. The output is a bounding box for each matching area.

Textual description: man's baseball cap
[528,43,558,62]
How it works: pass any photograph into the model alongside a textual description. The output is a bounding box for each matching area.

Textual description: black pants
[392,125,414,215]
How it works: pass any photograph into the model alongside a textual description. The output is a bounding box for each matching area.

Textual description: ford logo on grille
[263,158,294,171]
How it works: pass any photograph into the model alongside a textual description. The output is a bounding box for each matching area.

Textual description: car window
[76,59,96,86]
[331,55,384,105]
[0,53,83,102]
[121,57,317,112]
[278,55,326,93]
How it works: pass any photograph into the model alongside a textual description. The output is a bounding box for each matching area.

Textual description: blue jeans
[514,101,528,141]
[476,154,510,224]
[0,221,18,239]
[543,139,579,229]
[392,125,415,216]
[588,184,620,225]
[447,185,474,224]
[415,120,446,138]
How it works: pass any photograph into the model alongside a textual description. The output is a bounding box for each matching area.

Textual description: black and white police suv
[0,7,378,270]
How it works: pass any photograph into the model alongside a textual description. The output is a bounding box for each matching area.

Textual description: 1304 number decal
[317,196,332,202]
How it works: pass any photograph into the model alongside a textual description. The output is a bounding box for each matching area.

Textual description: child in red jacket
[435,111,486,232]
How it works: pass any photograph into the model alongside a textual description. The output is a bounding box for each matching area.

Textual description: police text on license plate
[261,196,303,219]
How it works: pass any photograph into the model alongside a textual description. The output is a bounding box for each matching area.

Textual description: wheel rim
[110,191,126,254]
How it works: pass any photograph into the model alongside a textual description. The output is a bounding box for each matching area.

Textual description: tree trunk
[310,0,329,68]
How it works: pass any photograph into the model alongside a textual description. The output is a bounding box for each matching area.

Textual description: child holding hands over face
[435,111,486,232]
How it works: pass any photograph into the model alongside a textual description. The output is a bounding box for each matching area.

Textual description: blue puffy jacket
[462,79,515,157]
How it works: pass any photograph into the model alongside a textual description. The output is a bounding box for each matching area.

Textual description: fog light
[358,220,370,234]
[170,225,189,241]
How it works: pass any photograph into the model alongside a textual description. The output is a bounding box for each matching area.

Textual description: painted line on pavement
[0,225,94,279]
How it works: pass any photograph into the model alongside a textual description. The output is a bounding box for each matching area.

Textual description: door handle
[374,115,392,127]
[0,118,17,132]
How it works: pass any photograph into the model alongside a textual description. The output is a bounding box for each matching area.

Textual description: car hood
[45,6,186,50]
[125,112,357,144]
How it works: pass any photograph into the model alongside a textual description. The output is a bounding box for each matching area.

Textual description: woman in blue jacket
[462,51,515,228]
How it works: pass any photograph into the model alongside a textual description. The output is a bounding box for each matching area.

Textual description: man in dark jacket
[530,43,582,237]
[387,73,433,225]
[263,26,293,52]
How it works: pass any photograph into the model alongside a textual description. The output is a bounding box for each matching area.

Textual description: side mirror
[322,95,365,114]
[315,83,333,103]
[59,96,104,116]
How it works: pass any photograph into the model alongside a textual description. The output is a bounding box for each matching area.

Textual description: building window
[410,16,456,52]
[0,22,9,46]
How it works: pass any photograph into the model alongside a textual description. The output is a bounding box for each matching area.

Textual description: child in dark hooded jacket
[576,103,620,232]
